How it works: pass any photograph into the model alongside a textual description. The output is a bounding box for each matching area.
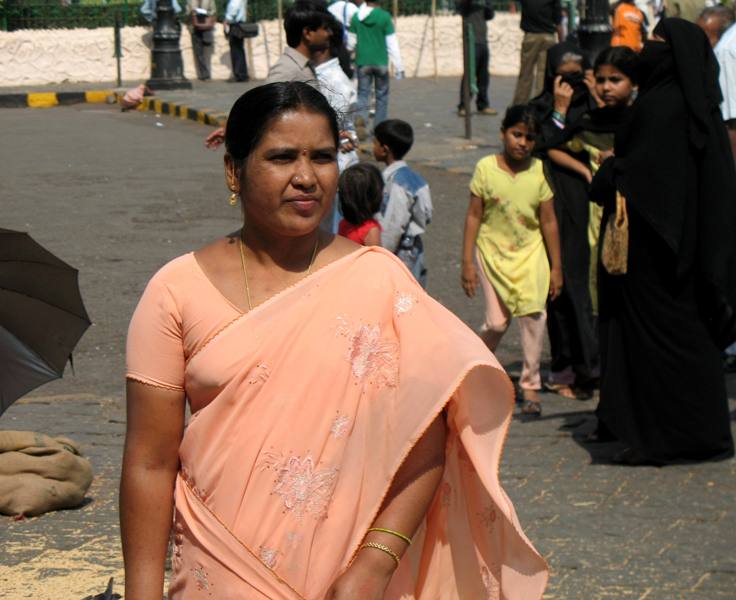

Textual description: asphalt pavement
[0,88,735,600]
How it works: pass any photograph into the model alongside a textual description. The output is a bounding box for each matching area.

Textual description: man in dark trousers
[457,0,496,116]
[512,0,562,104]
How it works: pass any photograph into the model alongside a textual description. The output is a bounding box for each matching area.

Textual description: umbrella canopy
[0,228,91,416]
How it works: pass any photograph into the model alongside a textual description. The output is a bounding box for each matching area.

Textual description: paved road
[1,101,735,600]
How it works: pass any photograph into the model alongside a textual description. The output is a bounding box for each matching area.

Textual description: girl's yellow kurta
[470,155,553,316]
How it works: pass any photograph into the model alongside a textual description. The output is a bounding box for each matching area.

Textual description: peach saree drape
[167,247,547,599]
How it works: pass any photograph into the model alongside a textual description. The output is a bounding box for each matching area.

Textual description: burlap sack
[0,431,93,517]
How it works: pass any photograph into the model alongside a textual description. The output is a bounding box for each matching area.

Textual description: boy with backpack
[373,119,433,287]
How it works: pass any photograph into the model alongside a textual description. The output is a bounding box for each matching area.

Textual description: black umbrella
[0,228,91,415]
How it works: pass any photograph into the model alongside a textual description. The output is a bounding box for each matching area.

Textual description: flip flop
[544,382,593,400]
[521,400,542,416]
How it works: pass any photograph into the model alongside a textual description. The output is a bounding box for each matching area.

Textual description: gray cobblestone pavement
[1,87,735,600]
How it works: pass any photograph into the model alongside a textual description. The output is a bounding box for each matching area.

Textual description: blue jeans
[396,235,427,288]
[357,65,389,128]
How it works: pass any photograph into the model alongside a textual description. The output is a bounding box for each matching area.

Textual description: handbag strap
[615,192,628,226]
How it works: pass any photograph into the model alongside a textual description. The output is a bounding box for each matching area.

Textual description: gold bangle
[367,527,412,546]
[360,542,400,566]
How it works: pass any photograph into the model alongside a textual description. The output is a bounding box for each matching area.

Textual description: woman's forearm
[548,149,591,181]
[120,458,178,599]
[361,414,447,567]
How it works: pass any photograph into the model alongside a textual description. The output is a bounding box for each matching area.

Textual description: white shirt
[329,0,359,26]
[715,23,736,121]
[315,57,358,115]
[224,0,247,23]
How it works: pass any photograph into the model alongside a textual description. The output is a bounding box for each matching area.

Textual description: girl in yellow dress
[462,105,563,415]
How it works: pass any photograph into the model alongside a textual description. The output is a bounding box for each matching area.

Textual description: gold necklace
[238,232,320,311]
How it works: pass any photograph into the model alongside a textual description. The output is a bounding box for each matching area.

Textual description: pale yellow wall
[0,14,523,87]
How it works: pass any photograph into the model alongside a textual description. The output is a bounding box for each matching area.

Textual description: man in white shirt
[186,0,217,81]
[328,0,361,77]
[329,0,360,27]
[224,0,249,82]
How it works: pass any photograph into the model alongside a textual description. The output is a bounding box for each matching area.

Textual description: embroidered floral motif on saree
[394,291,418,316]
[334,316,399,388]
[259,452,338,519]
[191,564,212,594]
[481,565,501,599]
[330,414,351,438]
[259,546,279,569]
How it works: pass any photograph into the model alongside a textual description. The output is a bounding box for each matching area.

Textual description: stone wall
[0,14,522,87]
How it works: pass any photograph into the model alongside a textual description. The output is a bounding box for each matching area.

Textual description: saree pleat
[166,247,546,599]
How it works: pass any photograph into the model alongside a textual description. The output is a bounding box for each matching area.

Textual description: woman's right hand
[461,261,480,298]
[325,551,393,600]
[205,126,226,149]
[596,149,614,165]
[553,76,574,115]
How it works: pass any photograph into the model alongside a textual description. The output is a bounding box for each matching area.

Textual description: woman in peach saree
[121,82,547,600]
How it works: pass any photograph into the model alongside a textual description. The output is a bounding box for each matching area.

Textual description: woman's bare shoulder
[194,234,239,275]
[318,233,362,263]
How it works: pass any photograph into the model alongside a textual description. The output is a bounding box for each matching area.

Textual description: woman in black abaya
[530,42,602,397]
[591,18,736,465]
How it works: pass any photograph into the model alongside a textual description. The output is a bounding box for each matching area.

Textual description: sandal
[521,400,542,416]
[544,382,593,400]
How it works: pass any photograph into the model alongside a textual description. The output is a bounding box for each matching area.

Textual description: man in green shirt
[349,0,404,137]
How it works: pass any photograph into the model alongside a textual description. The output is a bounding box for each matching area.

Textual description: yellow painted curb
[84,90,113,103]
[27,93,58,108]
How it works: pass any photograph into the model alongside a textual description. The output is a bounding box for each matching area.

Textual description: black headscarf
[530,40,598,151]
[594,18,736,343]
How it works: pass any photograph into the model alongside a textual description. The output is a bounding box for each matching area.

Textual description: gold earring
[229,192,238,206]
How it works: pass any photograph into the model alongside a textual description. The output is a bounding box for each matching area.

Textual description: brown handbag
[601,191,629,275]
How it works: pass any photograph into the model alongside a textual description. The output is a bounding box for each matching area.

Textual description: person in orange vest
[611,0,648,51]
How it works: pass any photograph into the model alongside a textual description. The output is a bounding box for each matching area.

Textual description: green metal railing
[1,0,520,31]
[1,0,146,30]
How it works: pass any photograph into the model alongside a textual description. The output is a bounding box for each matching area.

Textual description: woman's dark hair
[328,14,344,56]
[284,0,332,49]
[501,104,540,134]
[225,82,339,168]
[338,163,384,226]
[594,46,641,84]
[373,119,414,159]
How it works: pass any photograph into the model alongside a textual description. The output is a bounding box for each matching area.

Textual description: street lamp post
[577,0,612,62]
[146,0,191,90]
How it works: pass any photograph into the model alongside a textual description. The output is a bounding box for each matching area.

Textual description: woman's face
[228,109,338,238]
[595,64,636,107]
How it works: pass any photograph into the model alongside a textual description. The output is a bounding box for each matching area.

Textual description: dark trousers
[191,28,213,81]
[228,32,249,81]
[458,42,490,111]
